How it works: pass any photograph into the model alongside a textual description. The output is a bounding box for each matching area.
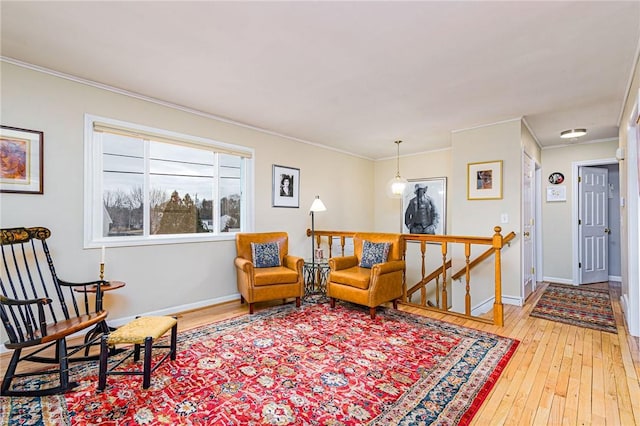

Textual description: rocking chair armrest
[58,278,107,288]
[0,294,52,307]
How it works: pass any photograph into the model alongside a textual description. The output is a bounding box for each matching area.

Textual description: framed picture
[401,177,447,235]
[0,126,44,194]
[467,160,502,200]
[272,164,300,208]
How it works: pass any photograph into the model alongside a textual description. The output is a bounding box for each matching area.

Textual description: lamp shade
[386,175,408,198]
[309,196,327,212]
[387,140,407,198]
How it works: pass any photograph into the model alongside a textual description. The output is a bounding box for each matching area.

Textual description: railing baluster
[441,242,448,311]
[305,227,508,326]
[465,242,471,316]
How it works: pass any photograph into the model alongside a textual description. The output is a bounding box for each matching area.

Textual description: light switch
[501,213,509,224]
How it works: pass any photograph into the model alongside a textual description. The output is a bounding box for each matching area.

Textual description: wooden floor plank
[1,281,638,425]
[530,321,569,425]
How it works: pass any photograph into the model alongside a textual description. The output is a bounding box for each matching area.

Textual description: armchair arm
[371,259,405,276]
[0,294,51,307]
[58,279,106,288]
[58,278,108,313]
[283,255,303,273]
[329,256,358,271]
[234,257,254,274]
[0,295,51,338]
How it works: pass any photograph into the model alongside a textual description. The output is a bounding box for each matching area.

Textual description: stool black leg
[97,335,109,391]
[134,343,141,362]
[143,337,153,389]
[170,323,177,361]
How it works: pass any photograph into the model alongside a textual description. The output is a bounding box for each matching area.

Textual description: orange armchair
[327,232,405,319]
[235,232,304,314]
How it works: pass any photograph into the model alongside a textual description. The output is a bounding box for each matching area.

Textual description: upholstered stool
[97,316,178,390]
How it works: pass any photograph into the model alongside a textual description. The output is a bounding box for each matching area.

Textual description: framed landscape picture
[467,160,502,200]
[401,177,447,235]
[0,126,44,194]
[272,164,300,208]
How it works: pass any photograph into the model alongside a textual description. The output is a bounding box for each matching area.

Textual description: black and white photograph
[401,177,447,235]
[272,164,300,208]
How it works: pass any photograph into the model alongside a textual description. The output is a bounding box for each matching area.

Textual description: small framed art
[467,160,502,200]
[272,164,299,208]
[0,126,44,194]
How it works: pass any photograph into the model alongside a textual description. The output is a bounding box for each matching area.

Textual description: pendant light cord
[395,140,401,178]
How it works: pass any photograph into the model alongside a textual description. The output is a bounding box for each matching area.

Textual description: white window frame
[84,114,254,248]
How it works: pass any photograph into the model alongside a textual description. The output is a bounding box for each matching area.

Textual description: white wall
[450,120,523,308]
[540,140,618,281]
[617,52,640,337]
[0,63,373,335]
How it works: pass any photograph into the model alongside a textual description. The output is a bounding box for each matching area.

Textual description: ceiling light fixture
[387,140,408,198]
[560,128,587,139]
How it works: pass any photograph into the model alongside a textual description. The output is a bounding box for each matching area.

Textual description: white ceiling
[1,1,639,159]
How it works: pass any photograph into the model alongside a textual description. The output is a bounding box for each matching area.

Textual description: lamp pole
[311,210,316,288]
[308,196,327,292]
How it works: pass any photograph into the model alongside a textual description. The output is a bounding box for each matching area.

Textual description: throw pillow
[359,240,391,268]
[251,242,281,268]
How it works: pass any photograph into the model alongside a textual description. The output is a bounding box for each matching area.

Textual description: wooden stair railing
[405,230,516,311]
[305,227,509,326]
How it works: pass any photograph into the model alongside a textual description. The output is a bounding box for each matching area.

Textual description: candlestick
[100,262,104,281]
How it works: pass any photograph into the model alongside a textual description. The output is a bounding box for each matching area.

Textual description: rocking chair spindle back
[0,226,109,396]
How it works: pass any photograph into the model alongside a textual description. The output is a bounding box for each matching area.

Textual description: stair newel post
[493,226,504,326]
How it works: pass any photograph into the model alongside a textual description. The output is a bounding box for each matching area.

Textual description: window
[84,114,254,247]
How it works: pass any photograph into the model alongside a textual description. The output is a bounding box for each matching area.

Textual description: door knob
[523,231,530,237]
[604,228,611,234]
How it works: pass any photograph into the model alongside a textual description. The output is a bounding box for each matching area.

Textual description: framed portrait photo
[272,164,300,208]
[467,160,502,200]
[401,177,447,235]
[0,126,44,194]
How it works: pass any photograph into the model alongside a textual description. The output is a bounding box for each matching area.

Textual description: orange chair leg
[370,307,376,319]
[330,298,336,308]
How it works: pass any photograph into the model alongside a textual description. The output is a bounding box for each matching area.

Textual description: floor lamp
[309,195,327,289]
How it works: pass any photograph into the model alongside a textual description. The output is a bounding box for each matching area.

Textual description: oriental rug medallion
[2,302,519,425]
[530,283,617,334]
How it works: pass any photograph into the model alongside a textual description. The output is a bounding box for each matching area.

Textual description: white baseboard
[609,275,622,282]
[471,297,495,316]
[0,293,241,355]
[106,293,241,329]
[470,294,522,317]
[502,295,524,307]
[620,294,629,316]
[543,276,574,285]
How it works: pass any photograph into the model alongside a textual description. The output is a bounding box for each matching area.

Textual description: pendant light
[386,140,408,198]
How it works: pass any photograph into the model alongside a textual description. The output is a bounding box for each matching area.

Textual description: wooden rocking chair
[0,227,109,396]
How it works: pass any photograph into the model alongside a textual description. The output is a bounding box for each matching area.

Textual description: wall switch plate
[501,213,509,223]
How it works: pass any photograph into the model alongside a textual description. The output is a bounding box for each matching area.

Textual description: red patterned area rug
[530,283,617,333]
[2,302,519,425]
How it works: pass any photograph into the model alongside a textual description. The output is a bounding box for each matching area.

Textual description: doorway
[522,152,538,300]
[572,159,621,285]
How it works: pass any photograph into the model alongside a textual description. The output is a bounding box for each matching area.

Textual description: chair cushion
[359,240,390,268]
[329,266,371,290]
[251,242,281,268]
[254,266,299,286]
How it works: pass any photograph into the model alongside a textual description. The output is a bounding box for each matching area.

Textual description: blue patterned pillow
[359,241,391,268]
[251,242,281,268]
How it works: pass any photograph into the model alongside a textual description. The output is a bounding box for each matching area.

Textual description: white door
[522,153,535,300]
[579,166,609,284]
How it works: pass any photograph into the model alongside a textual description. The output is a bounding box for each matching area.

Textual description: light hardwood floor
[2,281,639,425]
